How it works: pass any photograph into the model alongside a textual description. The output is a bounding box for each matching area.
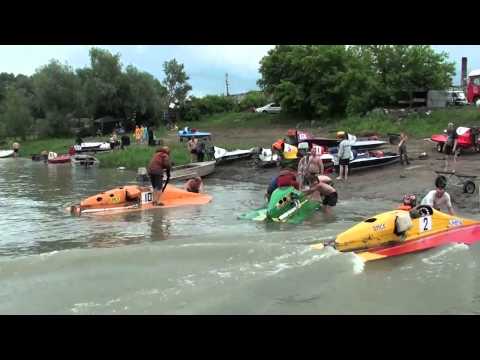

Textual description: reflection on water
[1,157,480,315]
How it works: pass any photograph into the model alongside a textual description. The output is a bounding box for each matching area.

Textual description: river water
[1,158,480,314]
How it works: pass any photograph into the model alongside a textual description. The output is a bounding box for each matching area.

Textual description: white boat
[73,142,111,153]
[71,154,100,166]
[213,146,255,163]
[137,160,217,184]
[0,150,14,158]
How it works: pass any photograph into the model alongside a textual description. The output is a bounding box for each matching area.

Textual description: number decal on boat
[111,196,120,204]
[373,224,385,231]
[420,216,432,232]
[141,192,153,204]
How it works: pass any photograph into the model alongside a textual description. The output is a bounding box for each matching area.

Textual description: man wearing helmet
[420,176,454,215]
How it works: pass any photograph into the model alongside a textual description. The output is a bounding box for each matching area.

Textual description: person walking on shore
[336,131,352,181]
[398,132,410,165]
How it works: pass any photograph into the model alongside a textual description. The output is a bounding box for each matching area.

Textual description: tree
[0,88,33,140]
[32,60,82,115]
[258,45,456,117]
[162,59,192,106]
[80,47,124,118]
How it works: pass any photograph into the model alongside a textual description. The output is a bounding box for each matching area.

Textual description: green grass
[330,107,480,138]
[97,143,190,170]
[178,112,305,130]
[18,138,75,157]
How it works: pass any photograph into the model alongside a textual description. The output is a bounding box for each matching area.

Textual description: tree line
[257,45,456,118]
[0,47,192,140]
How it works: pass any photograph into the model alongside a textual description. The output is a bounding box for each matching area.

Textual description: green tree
[162,59,192,106]
[0,88,33,140]
[80,47,124,118]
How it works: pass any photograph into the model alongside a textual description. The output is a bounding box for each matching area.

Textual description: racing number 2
[420,216,432,232]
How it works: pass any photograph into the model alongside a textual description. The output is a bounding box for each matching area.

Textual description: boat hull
[48,155,71,164]
[0,150,14,158]
[170,161,216,181]
[69,184,212,216]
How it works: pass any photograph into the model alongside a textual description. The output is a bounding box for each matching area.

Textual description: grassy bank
[17,127,190,170]
[331,107,480,138]
[178,107,480,139]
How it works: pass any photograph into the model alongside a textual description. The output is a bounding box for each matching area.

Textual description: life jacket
[272,139,284,151]
[276,172,299,189]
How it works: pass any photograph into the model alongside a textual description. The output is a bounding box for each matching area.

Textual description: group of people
[134,125,155,146]
[266,163,338,214]
[147,146,204,206]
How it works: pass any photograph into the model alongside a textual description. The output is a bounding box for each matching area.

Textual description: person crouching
[184,177,204,193]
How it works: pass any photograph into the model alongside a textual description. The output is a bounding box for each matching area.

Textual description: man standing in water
[421,177,454,215]
[148,146,171,206]
[303,175,338,214]
[12,142,20,157]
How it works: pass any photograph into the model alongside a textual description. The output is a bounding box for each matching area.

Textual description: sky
[0,45,478,96]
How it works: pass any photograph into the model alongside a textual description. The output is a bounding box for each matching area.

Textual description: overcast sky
[0,45,478,96]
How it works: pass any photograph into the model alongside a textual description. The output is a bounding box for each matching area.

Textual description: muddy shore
[168,127,480,216]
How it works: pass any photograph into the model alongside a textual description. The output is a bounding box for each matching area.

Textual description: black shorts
[150,174,164,191]
[339,158,350,166]
[322,191,338,207]
[13,148,18,153]
[190,149,197,154]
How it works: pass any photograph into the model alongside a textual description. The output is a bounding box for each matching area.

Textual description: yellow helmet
[336,131,345,139]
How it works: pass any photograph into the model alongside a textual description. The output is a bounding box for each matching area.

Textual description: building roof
[468,69,480,77]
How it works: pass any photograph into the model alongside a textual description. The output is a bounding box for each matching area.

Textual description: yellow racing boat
[312,205,480,262]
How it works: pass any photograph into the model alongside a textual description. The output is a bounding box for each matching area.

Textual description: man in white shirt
[336,131,353,181]
[421,183,454,215]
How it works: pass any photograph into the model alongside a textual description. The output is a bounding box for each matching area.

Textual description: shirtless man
[297,144,324,190]
[303,175,338,214]
[187,136,198,163]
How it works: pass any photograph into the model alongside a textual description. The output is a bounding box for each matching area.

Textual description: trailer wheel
[463,181,476,194]
[436,143,444,153]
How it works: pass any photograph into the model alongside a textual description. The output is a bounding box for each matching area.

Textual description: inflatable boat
[311,205,480,262]
[239,186,321,224]
[69,184,212,216]
[47,152,71,164]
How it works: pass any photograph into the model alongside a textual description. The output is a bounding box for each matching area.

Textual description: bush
[237,91,268,111]
[180,95,237,121]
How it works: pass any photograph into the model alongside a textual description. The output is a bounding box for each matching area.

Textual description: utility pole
[225,73,230,96]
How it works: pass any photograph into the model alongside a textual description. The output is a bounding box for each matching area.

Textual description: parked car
[255,103,281,114]
[446,90,468,106]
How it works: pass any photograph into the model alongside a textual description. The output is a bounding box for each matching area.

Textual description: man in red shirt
[148,146,171,205]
